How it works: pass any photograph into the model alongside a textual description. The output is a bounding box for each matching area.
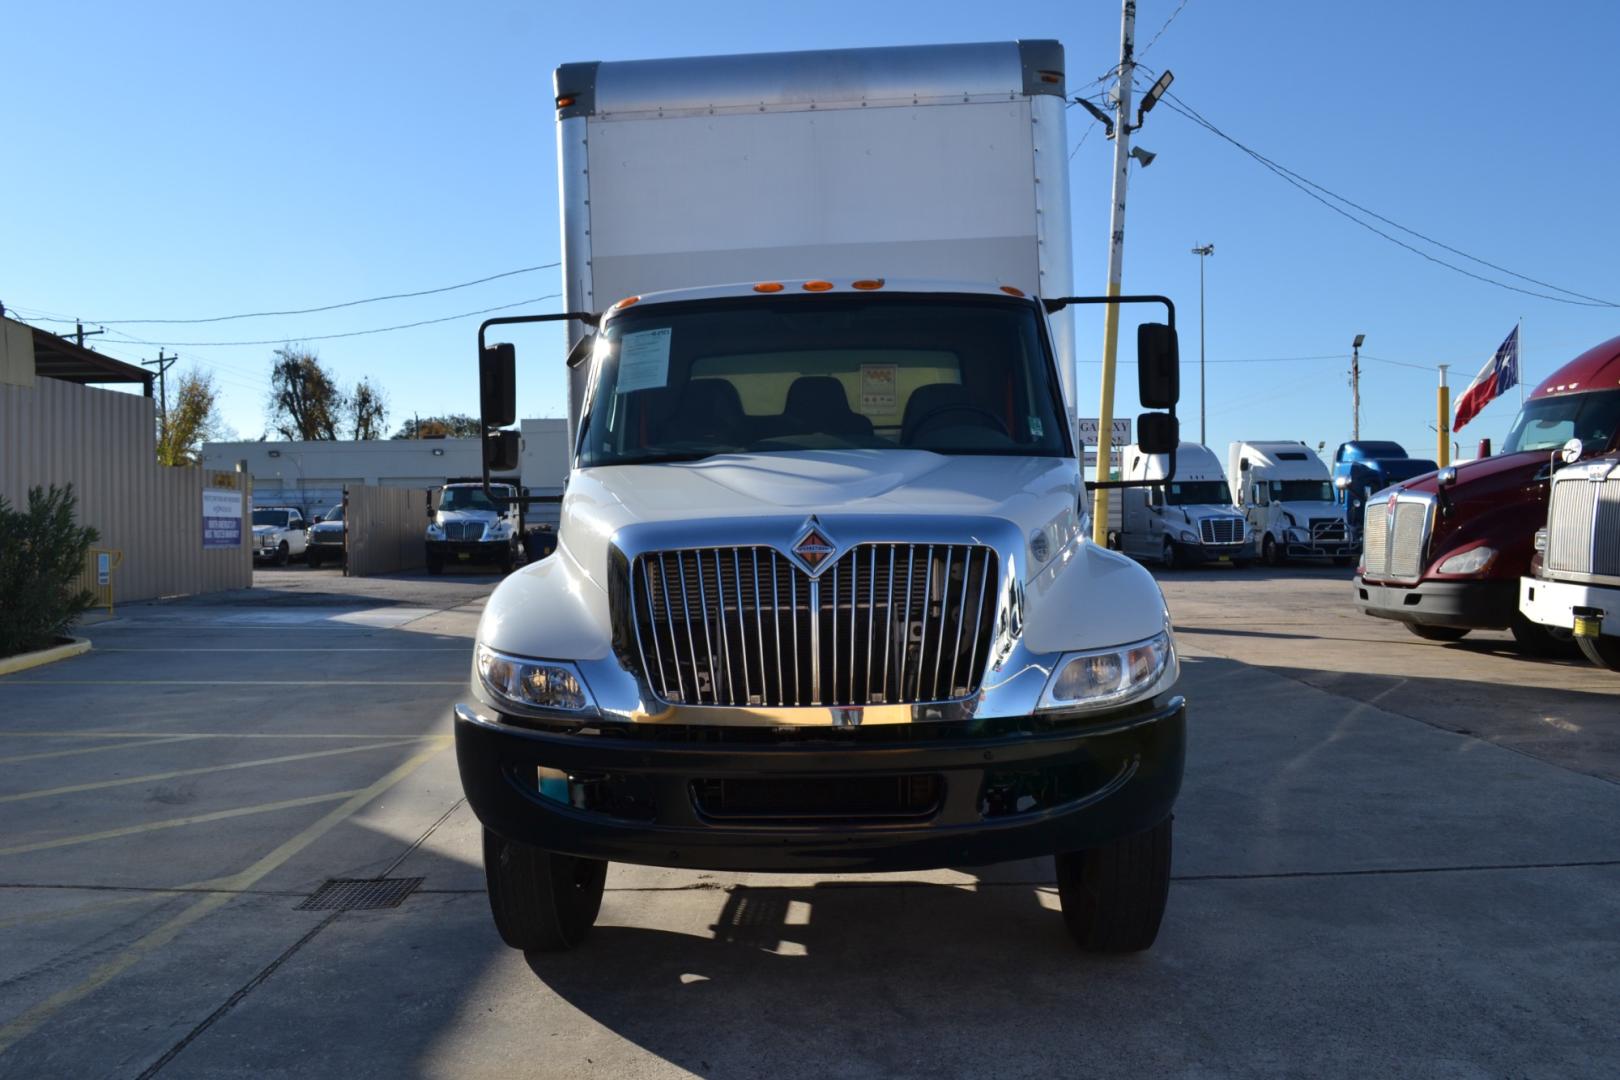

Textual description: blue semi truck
[1331,441,1438,547]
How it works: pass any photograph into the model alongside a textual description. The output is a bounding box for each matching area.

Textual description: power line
[97,295,562,348]
[1138,0,1192,59]
[1159,93,1619,308]
[15,263,562,326]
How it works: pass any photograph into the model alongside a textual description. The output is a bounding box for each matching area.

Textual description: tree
[393,414,482,439]
[156,370,221,466]
[267,346,343,440]
[0,485,99,657]
[349,377,388,440]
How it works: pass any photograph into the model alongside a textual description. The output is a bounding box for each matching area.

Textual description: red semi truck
[1354,334,1620,652]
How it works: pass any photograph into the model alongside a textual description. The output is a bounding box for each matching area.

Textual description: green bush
[0,484,100,657]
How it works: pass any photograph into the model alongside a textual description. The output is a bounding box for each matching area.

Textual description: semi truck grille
[443,521,483,541]
[1546,472,1620,577]
[1309,517,1346,542]
[1199,518,1243,545]
[1361,495,1432,581]
[629,543,999,707]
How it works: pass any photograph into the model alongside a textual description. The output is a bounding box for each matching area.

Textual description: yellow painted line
[0,790,362,857]
[0,735,205,765]
[0,738,449,1052]
[0,739,423,804]
[0,680,464,686]
[0,638,90,677]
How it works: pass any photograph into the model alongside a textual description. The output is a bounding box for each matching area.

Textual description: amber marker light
[612,296,640,309]
[851,279,885,290]
[999,285,1025,297]
[753,282,784,293]
[802,280,834,292]
[556,95,577,108]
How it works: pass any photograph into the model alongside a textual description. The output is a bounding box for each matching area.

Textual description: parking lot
[2,562,1617,1078]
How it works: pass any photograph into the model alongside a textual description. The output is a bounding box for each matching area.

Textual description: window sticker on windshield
[860,364,897,414]
[1029,417,1044,438]
[616,328,672,394]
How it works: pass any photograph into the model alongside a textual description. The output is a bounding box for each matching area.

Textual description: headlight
[426,523,444,539]
[475,644,596,716]
[484,521,510,540]
[1178,529,1197,543]
[1437,546,1496,575]
[1533,528,1548,554]
[1037,631,1177,713]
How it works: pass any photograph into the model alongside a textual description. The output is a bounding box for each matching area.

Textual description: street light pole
[1191,244,1214,445]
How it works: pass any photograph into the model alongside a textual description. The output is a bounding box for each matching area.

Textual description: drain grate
[296,877,423,912]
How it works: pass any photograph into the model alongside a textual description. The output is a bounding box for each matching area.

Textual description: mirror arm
[477,311,600,509]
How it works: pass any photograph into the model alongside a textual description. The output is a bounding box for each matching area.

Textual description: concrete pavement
[1,564,1616,1078]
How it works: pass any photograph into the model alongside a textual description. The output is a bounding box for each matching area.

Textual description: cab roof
[1532,334,1620,399]
[604,278,1031,314]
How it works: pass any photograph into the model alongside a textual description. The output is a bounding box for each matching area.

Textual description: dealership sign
[202,488,242,548]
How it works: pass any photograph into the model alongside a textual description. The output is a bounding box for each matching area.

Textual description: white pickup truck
[251,506,308,565]
[453,41,1189,957]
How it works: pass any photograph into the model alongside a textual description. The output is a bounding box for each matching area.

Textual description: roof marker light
[612,296,640,310]
[851,279,885,290]
[556,95,577,108]
[999,285,1026,297]
[753,282,784,293]
[802,280,834,292]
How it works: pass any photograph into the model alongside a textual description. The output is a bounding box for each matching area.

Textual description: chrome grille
[1309,517,1347,542]
[443,521,484,541]
[1362,495,1431,581]
[1546,472,1620,577]
[1199,518,1243,545]
[629,543,999,707]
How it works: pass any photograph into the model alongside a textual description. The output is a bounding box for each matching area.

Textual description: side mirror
[486,431,520,472]
[1136,411,1178,455]
[481,343,517,429]
[1137,323,1180,409]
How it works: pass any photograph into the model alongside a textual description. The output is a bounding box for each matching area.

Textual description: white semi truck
[455,41,1189,955]
[1116,441,1249,568]
[1230,440,1354,565]
[1519,446,1620,671]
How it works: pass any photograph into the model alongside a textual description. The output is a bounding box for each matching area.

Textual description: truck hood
[252,524,286,536]
[1379,450,1550,581]
[1166,504,1244,522]
[435,509,500,525]
[1390,449,1544,497]
[1274,501,1343,522]
[556,450,1080,592]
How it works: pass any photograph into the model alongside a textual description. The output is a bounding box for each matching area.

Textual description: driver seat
[901,383,974,443]
[779,376,873,439]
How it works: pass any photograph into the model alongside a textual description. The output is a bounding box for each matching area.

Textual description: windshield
[321,505,343,523]
[252,510,290,527]
[438,486,511,512]
[576,294,1070,467]
[1270,480,1334,503]
[1502,389,1620,454]
[1164,480,1231,506]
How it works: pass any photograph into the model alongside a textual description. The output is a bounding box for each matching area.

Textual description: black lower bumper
[427,540,507,561]
[454,698,1186,873]
[1354,576,1517,629]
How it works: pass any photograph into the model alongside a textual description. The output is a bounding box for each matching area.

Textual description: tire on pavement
[1055,816,1172,953]
[1576,633,1620,671]
[1405,623,1470,642]
[482,827,607,952]
[1510,613,1580,658]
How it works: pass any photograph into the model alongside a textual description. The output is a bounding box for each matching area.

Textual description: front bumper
[1286,538,1355,558]
[1355,576,1517,629]
[252,538,287,560]
[1179,541,1248,564]
[1520,576,1620,636]
[454,697,1186,873]
[427,539,508,560]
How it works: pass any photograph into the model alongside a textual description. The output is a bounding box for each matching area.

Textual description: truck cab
[426,481,523,575]
[1230,441,1351,564]
[1330,441,1437,546]
[1356,334,1620,651]
[1118,441,1248,568]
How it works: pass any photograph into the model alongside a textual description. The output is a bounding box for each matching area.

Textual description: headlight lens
[475,644,596,715]
[1178,529,1197,543]
[1438,546,1496,575]
[484,521,510,539]
[426,523,444,539]
[1037,631,1177,713]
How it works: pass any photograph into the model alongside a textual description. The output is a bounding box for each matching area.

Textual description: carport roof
[13,318,155,393]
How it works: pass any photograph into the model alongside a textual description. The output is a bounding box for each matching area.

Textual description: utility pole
[142,350,178,440]
[1350,333,1365,441]
[1191,243,1214,445]
[1089,0,1138,543]
[72,320,104,349]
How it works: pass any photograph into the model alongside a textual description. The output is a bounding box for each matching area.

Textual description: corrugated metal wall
[0,376,252,602]
[344,485,430,577]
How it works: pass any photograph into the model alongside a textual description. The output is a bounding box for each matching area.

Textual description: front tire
[1511,614,1579,658]
[307,550,322,570]
[426,552,443,576]
[482,828,607,952]
[1577,634,1620,671]
[1055,817,1172,953]
[1405,623,1470,642]
[1161,539,1180,570]
[1262,534,1282,567]
[275,540,290,566]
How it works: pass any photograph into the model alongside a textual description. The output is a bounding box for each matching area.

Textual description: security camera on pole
[1077,0,1174,543]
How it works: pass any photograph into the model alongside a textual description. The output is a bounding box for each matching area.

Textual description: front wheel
[1577,634,1620,671]
[307,551,322,570]
[483,828,607,952]
[1161,539,1180,571]
[1055,817,1172,953]
[1262,534,1282,567]
[1405,623,1470,642]
[1511,614,1579,658]
[275,540,290,566]
[426,553,443,576]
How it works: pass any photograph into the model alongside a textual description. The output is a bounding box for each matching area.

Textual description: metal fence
[1,375,252,603]
[344,484,431,577]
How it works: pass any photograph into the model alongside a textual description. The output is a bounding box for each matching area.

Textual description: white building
[203,418,569,526]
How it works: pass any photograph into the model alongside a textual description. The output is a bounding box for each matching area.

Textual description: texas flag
[1452,326,1520,432]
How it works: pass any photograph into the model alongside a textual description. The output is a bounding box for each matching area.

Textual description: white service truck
[1519,448,1620,671]
[1116,441,1249,568]
[251,506,308,565]
[426,481,524,574]
[455,41,1189,955]
[1230,440,1353,565]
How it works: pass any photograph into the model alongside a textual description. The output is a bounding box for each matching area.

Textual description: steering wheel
[909,403,1011,439]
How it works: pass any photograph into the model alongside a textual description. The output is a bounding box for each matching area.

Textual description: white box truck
[1230,440,1353,565]
[1116,442,1249,568]
[457,41,1189,955]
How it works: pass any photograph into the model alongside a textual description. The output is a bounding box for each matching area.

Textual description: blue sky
[5,0,1617,463]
